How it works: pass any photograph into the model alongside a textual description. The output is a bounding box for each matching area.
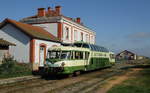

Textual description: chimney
[38,8,46,17]
[76,17,81,23]
[55,6,61,15]
[47,7,51,14]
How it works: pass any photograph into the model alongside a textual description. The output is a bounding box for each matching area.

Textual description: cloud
[128,32,150,39]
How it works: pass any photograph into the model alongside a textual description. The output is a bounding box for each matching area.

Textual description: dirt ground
[95,68,143,93]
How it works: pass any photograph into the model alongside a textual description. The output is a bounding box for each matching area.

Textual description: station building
[0,6,96,71]
[20,6,96,44]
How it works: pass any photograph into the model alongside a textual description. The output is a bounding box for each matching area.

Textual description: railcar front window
[49,51,61,59]
[48,51,71,59]
[61,51,71,59]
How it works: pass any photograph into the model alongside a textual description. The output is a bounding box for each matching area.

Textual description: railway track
[0,64,134,93]
[50,69,124,93]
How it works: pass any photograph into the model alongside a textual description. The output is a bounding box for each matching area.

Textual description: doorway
[39,45,46,67]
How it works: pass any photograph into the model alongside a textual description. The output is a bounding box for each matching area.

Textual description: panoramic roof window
[73,43,109,52]
[97,47,100,51]
[94,45,99,51]
[90,45,95,51]
[82,44,89,48]
[74,43,82,47]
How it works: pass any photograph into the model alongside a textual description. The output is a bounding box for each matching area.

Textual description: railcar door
[84,52,89,71]
[73,51,85,71]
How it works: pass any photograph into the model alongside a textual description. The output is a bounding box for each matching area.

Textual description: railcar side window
[85,52,90,60]
[71,51,74,59]
[75,51,84,59]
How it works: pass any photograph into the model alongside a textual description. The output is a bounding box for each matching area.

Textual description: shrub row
[0,57,32,79]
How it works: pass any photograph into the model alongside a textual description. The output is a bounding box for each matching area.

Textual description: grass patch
[0,57,32,79]
[108,68,150,93]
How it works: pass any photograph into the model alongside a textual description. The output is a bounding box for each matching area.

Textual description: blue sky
[0,0,150,57]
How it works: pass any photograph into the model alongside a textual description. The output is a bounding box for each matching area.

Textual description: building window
[93,36,95,43]
[74,30,77,41]
[89,34,90,43]
[81,32,83,41]
[91,36,93,43]
[65,27,69,40]
[86,34,88,42]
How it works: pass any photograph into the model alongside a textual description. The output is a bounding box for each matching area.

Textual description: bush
[0,57,32,79]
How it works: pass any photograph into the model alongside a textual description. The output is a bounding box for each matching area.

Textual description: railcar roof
[48,46,90,51]
[109,52,115,54]
[74,42,109,52]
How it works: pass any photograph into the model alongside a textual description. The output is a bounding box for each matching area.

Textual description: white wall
[31,19,96,44]
[34,39,60,64]
[0,24,30,63]
[33,23,58,37]
[62,19,96,44]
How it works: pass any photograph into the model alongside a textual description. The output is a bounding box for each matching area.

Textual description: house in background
[0,39,16,64]
[116,50,137,60]
[0,5,96,71]
[137,56,147,60]
[20,6,96,44]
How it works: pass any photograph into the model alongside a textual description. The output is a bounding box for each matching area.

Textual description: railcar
[44,43,115,75]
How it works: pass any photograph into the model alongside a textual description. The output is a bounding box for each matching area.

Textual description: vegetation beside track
[0,57,32,79]
[108,68,150,93]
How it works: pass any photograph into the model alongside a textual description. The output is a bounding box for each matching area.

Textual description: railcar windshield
[48,51,71,59]
[61,51,71,59]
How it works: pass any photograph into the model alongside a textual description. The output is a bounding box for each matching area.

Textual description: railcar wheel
[74,71,81,76]
[84,67,87,71]
[68,73,74,78]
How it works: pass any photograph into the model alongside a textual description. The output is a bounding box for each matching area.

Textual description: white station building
[0,6,96,71]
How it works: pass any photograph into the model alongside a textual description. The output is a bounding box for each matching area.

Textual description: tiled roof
[0,39,16,46]
[0,19,60,42]
[21,15,81,25]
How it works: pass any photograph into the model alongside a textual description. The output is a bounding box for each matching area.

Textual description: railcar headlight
[61,62,65,67]
[46,61,52,65]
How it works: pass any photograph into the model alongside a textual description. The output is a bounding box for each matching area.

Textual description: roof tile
[0,19,60,42]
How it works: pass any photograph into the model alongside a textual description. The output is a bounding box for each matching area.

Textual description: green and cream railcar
[44,44,115,75]
[109,52,115,65]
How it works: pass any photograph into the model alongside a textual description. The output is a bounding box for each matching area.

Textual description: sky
[0,0,150,57]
